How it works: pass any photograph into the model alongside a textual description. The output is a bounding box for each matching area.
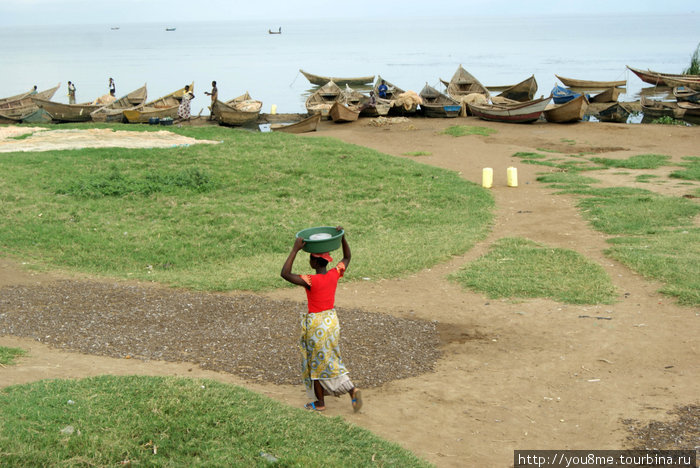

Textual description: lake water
[1,14,698,114]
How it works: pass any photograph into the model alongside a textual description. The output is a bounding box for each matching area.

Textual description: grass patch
[535,147,562,153]
[682,42,700,75]
[669,156,700,181]
[441,125,496,137]
[402,151,432,156]
[450,237,617,304]
[635,174,660,183]
[650,116,688,126]
[590,154,671,170]
[0,346,26,366]
[513,151,547,160]
[561,138,576,145]
[607,229,700,306]
[0,375,431,467]
[0,124,493,291]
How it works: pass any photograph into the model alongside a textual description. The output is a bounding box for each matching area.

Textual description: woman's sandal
[304,402,325,412]
[351,390,362,413]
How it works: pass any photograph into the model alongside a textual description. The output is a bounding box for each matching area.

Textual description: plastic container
[296,226,344,253]
[507,166,518,187]
[482,167,493,188]
[148,117,160,125]
[160,117,174,126]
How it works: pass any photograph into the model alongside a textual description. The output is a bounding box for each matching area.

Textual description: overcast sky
[1,0,697,27]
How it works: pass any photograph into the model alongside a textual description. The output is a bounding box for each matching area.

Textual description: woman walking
[281,227,362,412]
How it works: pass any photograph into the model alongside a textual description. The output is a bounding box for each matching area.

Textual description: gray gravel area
[0,280,441,387]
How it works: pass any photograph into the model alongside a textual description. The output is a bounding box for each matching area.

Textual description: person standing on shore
[280,227,362,413]
[109,78,116,96]
[67,81,76,104]
[177,84,194,121]
[204,81,218,120]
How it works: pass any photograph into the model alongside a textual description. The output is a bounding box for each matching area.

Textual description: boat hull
[544,95,588,123]
[300,69,374,86]
[271,113,321,133]
[555,75,626,88]
[469,96,551,123]
[329,101,360,122]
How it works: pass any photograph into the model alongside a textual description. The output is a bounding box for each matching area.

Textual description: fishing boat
[468,96,552,124]
[305,80,343,118]
[446,65,490,102]
[123,82,193,123]
[90,84,148,122]
[271,113,321,133]
[641,96,685,120]
[0,87,37,106]
[31,97,102,122]
[165,27,176,31]
[212,91,262,126]
[673,86,700,103]
[300,69,374,86]
[589,87,621,103]
[555,75,626,88]
[626,66,700,86]
[495,75,538,102]
[676,101,700,117]
[551,84,589,104]
[419,83,461,118]
[329,101,360,123]
[596,102,631,123]
[0,83,60,121]
[659,76,700,91]
[268,27,281,34]
[544,95,588,123]
[374,76,420,115]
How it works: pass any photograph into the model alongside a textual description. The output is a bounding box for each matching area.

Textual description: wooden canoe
[589,87,621,103]
[91,84,148,122]
[31,97,102,122]
[551,84,589,104]
[626,66,700,86]
[0,83,60,120]
[419,83,461,118]
[212,91,262,126]
[544,95,588,123]
[305,81,343,118]
[641,96,685,119]
[676,101,700,117]
[446,65,490,101]
[595,102,631,123]
[659,76,700,91]
[123,82,193,123]
[468,96,552,124]
[374,76,419,115]
[673,86,700,103]
[496,75,537,102]
[555,75,626,88]
[300,69,374,86]
[329,101,360,123]
[271,113,321,133]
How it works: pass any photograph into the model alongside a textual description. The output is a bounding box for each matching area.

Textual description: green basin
[296,226,344,253]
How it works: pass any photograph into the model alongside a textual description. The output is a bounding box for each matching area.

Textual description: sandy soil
[1,117,699,467]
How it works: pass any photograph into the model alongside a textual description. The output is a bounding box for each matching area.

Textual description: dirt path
[1,118,699,467]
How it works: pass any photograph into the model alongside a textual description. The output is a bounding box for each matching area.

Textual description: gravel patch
[0,280,441,387]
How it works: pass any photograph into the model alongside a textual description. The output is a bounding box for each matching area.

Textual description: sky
[0,0,697,27]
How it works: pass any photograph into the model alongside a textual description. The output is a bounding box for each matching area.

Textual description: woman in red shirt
[281,227,362,412]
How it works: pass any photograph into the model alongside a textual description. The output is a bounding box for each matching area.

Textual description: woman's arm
[338,226,351,269]
[280,237,310,288]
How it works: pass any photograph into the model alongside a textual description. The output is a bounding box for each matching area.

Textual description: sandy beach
[1,117,699,467]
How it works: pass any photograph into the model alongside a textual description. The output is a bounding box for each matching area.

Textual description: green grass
[441,125,496,137]
[0,346,26,366]
[402,151,432,156]
[635,174,660,183]
[590,154,671,170]
[669,156,700,181]
[682,42,700,75]
[0,376,432,467]
[0,124,493,291]
[450,237,617,304]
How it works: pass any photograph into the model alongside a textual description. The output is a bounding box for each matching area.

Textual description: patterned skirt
[299,309,354,399]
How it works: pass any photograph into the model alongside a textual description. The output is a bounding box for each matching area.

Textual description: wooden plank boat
[496,75,537,102]
[551,84,589,104]
[31,96,102,122]
[659,76,700,91]
[0,87,36,106]
[446,65,489,102]
[589,87,621,103]
[544,95,588,123]
[374,76,419,115]
[212,91,262,126]
[641,96,685,119]
[271,113,321,133]
[626,65,700,86]
[596,102,631,123]
[555,75,626,88]
[300,69,374,86]
[123,82,193,123]
[90,84,148,122]
[468,96,552,123]
[305,81,343,118]
[419,84,461,118]
[676,101,700,117]
[673,86,700,103]
[329,101,360,123]
[0,83,60,120]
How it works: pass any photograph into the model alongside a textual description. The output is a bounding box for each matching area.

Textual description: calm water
[1,14,698,114]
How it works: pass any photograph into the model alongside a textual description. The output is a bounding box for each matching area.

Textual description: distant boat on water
[165,27,176,31]
[110,27,120,30]
[269,27,281,34]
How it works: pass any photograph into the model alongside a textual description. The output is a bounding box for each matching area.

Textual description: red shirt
[301,263,346,313]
